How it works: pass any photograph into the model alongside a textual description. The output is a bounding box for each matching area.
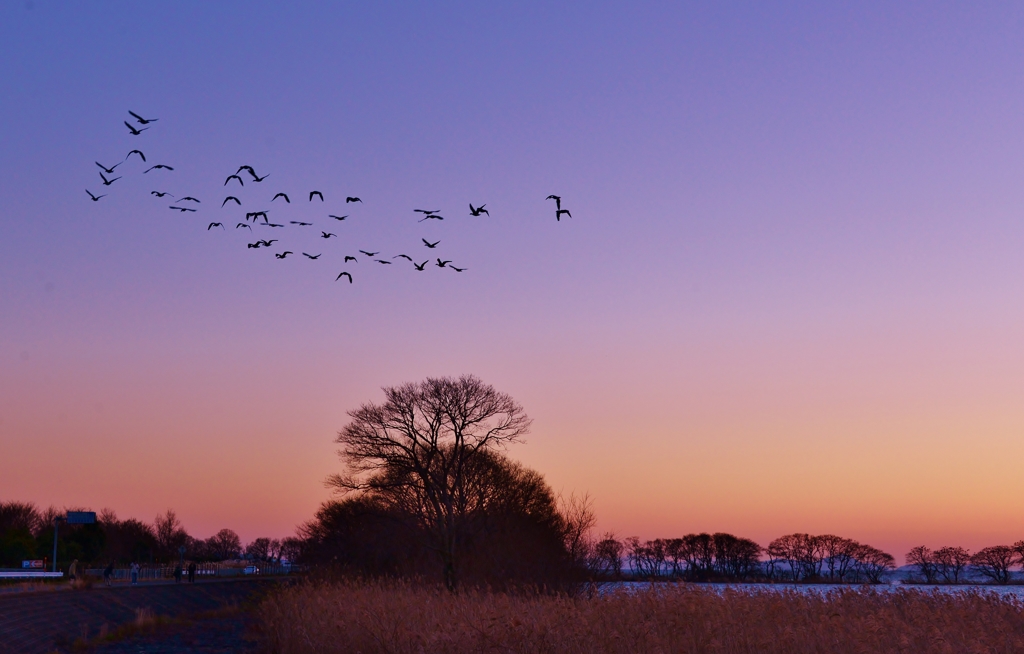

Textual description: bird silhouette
[546,195,562,210]
[450,266,466,272]
[95,161,121,174]
[151,191,173,198]
[344,255,358,263]
[359,250,379,257]
[208,222,224,230]
[222,196,241,207]
[128,111,158,125]
[414,261,428,271]
[436,258,451,268]
[178,197,200,203]
[274,251,294,259]
[237,165,256,176]
[469,203,489,216]
[124,121,149,136]
[144,165,174,173]
[321,231,336,239]
[393,254,413,261]
[99,172,121,186]
[125,150,146,162]
[224,174,244,187]
[329,215,348,221]
[422,239,440,248]
[375,259,393,265]
[556,209,571,220]
[265,223,285,227]
[309,191,323,202]
[246,211,268,222]
[272,192,290,203]
[290,221,312,226]
[336,272,353,283]
[86,189,106,201]
[250,172,269,182]
[418,214,443,222]
[303,253,321,259]
[345,197,362,203]
[414,209,439,214]
[236,223,252,230]
[169,206,196,212]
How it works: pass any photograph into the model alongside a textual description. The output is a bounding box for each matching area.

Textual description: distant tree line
[0,501,296,569]
[906,543,1024,585]
[591,533,897,583]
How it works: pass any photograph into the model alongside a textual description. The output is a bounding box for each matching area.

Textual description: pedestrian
[130,561,139,585]
[103,562,114,586]
[68,559,78,583]
[174,563,182,583]
[187,561,196,583]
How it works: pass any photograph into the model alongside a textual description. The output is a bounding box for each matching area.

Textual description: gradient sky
[3,2,1024,560]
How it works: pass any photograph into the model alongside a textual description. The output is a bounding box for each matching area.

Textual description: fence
[83,562,299,581]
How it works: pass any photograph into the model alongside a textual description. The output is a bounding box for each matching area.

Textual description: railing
[82,562,299,580]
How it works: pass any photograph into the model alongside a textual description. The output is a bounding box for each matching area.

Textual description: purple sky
[3,2,1024,557]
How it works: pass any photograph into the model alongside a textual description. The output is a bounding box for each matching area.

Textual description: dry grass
[258,580,1024,653]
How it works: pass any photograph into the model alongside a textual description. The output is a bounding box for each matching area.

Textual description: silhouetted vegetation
[0,501,286,569]
[905,542,1024,585]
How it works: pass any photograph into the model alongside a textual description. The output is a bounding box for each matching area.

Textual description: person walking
[130,562,139,585]
[67,559,78,584]
[103,562,114,586]
[187,561,196,584]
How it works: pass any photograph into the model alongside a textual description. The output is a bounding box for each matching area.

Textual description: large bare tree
[330,374,531,590]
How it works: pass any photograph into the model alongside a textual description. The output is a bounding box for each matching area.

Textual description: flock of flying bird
[87,111,573,285]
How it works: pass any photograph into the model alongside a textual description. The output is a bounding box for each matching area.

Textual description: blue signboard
[66,511,96,524]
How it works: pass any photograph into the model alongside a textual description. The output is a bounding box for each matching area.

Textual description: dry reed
[257,580,1024,653]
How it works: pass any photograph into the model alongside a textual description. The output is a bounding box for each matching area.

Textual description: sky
[3,1,1024,560]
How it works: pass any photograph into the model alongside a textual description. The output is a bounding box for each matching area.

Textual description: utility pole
[51,516,64,573]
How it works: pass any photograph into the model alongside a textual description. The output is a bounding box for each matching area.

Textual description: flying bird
[469,203,489,216]
[128,110,158,125]
[274,251,294,259]
[265,223,284,227]
[303,253,321,260]
[272,192,290,203]
[393,254,413,261]
[222,196,241,207]
[344,255,358,263]
[345,197,361,203]
[246,211,268,222]
[169,206,196,212]
[309,191,323,202]
[224,174,244,187]
[418,214,443,222]
[236,223,252,230]
[546,195,562,210]
[151,191,173,198]
[125,150,146,162]
[556,209,571,220]
[422,239,440,248]
[359,250,378,257]
[414,260,428,271]
[250,172,269,182]
[414,209,439,214]
[144,164,174,173]
[178,196,200,203]
[329,215,348,221]
[99,172,121,186]
[321,231,336,239]
[335,272,353,283]
[375,259,392,265]
[237,165,256,176]
[124,121,149,136]
[290,221,312,226]
[95,161,120,174]
[450,266,466,272]
[436,258,451,268]
[208,222,224,230]
[86,189,106,201]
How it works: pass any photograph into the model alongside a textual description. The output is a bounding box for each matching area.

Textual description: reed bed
[257,580,1024,653]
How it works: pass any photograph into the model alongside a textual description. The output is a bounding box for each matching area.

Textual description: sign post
[53,512,96,573]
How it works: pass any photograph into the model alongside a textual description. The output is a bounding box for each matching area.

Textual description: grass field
[258,580,1024,653]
